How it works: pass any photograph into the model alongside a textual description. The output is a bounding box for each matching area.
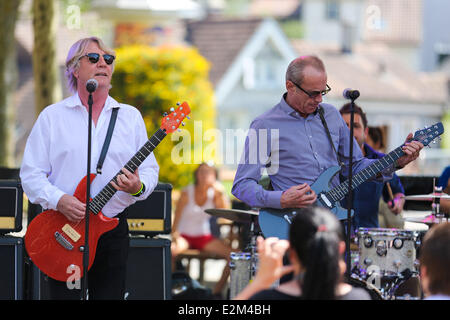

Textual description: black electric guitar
[258,122,444,239]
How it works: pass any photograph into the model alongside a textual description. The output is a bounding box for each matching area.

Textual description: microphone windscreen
[86,78,98,93]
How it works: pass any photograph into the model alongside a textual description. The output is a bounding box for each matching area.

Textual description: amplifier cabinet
[124,183,172,236]
[125,237,172,300]
[0,236,24,300]
[0,180,23,234]
[29,237,172,300]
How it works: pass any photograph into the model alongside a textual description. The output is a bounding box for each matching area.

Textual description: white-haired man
[20,37,159,299]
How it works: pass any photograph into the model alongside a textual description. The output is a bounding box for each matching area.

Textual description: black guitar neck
[325,145,404,204]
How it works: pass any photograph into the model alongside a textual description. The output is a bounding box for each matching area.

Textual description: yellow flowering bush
[111,45,216,188]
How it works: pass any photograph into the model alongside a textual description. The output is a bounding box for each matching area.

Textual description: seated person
[437,166,450,213]
[171,163,232,296]
[234,207,371,300]
[366,125,406,228]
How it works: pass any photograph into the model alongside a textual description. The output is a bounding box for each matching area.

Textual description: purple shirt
[232,95,394,209]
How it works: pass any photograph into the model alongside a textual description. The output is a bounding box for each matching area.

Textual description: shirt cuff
[265,190,284,209]
[48,189,66,211]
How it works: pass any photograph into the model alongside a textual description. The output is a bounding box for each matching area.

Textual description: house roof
[291,39,448,104]
[186,17,263,86]
[363,0,422,45]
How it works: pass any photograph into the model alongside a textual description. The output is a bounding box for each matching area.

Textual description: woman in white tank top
[171,163,232,297]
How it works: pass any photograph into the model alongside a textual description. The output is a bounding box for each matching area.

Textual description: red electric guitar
[25,102,191,282]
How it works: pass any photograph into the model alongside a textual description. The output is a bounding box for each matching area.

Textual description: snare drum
[229,252,258,299]
[356,228,419,276]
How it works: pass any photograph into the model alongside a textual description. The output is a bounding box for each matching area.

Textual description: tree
[32,0,62,116]
[0,0,21,167]
[111,45,216,189]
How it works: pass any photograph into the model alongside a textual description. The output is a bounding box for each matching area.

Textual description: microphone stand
[345,98,356,276]
[81,91,93,300]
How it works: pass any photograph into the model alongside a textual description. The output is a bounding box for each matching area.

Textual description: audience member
[234,207,371,300]
[419,222,450,300]
[171,162,232,296]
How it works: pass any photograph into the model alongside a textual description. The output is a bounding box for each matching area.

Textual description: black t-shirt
[248,287,371,300]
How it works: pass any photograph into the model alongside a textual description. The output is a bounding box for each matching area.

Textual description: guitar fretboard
[325,146,404,203]
[89,128,167,214]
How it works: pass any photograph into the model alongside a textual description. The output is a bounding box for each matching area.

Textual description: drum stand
[432,187,449,223]
[245,215,259,281]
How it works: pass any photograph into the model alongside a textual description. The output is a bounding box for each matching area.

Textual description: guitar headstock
[160,101,191,133]
[413,122,444,147]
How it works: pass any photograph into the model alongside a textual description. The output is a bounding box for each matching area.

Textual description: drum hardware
[205,208,261,298]
[404,186,450,225]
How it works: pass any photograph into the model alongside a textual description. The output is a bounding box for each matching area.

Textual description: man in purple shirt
[232,56,423,213]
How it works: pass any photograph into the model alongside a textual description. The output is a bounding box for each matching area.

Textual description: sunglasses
[81,53,115,65]
[291,81,331,98]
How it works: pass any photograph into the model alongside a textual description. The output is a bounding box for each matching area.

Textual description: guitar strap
[96,107,119,174]
[317,106,345,167]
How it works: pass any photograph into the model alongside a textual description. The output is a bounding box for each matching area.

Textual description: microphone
[86,78,98,93]
[343,88,360,100]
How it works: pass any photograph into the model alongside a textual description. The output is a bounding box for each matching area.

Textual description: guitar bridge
[55,231,74,251]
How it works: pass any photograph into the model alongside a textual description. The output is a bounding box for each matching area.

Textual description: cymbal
[404,194,450,201]
[404,214,449,225]
[205,208,258,223]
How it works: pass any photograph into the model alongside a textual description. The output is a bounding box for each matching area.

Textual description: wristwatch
[131,182,146,197]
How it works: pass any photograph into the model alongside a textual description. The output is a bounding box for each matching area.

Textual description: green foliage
[111,45,216,188]
[442,111,450,150]
[280,20,304,39]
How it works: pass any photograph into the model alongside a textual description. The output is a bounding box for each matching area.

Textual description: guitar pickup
[55,231,74,251]
[319,193,333,208]
[283,214,292,224]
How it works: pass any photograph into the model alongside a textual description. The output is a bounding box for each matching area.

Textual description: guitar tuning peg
[176,102,180,106]
[186,116,191,120]
[163,112,168,117]
[170,107,175,112]
[181,122,185,126]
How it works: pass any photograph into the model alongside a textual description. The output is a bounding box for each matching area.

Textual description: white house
[186,17,298,168]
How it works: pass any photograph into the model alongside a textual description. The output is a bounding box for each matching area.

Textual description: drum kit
[205,188,449,300]
[350,188,449,300]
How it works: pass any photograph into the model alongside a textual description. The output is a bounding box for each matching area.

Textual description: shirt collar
[279,92,320,119]
[64,92,121,111]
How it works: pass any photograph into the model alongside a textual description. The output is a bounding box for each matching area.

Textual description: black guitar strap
[317,106,345,167]
[96,107,119,174]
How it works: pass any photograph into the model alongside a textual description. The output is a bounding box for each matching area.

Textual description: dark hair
[368,126,385,149]
[339,103,368,129]
[419,223,450,296]
[289,206,344,299]
[193,162,218,185]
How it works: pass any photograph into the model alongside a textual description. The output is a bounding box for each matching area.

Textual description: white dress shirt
[20,93,159,218]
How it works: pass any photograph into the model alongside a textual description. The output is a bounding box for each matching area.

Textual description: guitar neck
[90,128,167,214]
[326,145,404,203]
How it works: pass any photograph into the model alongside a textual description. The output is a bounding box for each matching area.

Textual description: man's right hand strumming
[280,183,317,208]
[57,194,86,222]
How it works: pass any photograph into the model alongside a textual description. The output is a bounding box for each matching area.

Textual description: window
[325,0,340,20]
